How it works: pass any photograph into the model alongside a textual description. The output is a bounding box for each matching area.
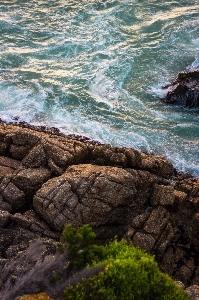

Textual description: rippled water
[0,0,199,175]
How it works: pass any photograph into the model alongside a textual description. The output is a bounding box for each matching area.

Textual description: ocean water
[0,0,199,175]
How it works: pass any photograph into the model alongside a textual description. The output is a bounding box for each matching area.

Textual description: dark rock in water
[162,69,199,108]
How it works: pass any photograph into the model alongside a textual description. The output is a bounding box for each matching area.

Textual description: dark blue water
[0,0,199,175]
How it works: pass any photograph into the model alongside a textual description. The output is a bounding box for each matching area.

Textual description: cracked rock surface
[0,122,198,299]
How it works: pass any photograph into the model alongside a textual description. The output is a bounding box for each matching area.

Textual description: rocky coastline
[0,120,198,299]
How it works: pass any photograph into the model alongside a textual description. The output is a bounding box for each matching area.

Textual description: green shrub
[60,229,189,300]
[57,224,104,269]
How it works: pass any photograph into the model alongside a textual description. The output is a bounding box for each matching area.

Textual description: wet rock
[162,69,199,108]
[124,148,141,167]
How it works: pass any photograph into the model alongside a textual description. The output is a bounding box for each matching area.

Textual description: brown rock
[33,164,137,233]
[160,246,185,276]
[91,144,115,165]
[124,148,141,167]
[44,142,74,167]
[13,167,51,194]
[22,144,47,168]
[12,130,40,147]
[125,228,135,239]
[177,265,193,285]
[0,156,22,170]
[10,144,29,160]
[131,212,150,229]
[0,142,8,155]
[151,184,175,206]
[188,212,199,251]
[110,152,127,166]
[1,182,26,211]
[47,158,64,176]
[174,190,187,208]
[11,211,58,239]
[186,285,199,300]
[132,232,155,252]
[153,221,175,255]
[138,153,174,177]
[0,196,12,212]
[143,207,169,235]
[0,210,11,228]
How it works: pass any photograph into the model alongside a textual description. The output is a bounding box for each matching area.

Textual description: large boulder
[33,164,139,239]
[162,69,199,108]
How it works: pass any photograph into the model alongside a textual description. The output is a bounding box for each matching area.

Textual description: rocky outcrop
[0,121,198,299]
[162,69,199,108]
[33,164,137,232]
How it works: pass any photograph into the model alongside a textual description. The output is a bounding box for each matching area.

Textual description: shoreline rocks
[0,121,198,299]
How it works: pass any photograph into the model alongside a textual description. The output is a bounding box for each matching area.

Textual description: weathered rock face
[0,121,198,299]
[162,69,199,108]
[33,164,139,239]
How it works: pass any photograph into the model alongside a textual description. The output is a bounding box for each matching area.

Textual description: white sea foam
[0,81,45,123]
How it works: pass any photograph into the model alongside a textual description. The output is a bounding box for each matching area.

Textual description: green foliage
[61,233,189,300]
[57,224,104,269]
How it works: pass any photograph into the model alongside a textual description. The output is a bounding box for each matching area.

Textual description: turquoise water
[0,0,199,175]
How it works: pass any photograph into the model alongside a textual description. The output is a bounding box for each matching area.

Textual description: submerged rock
[162,69,199,108]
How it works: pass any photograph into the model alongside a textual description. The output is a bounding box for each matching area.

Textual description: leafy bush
[57,224,104,269]
[59,225,190,300]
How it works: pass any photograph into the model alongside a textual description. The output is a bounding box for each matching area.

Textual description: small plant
[56,224,104,269]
